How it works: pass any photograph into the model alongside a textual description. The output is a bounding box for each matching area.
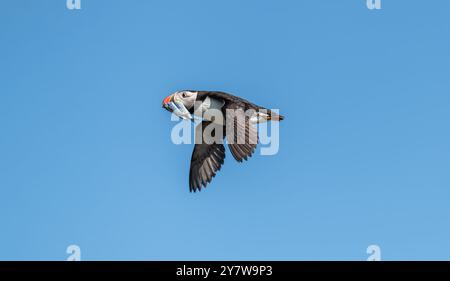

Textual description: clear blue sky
[1,0,449,261]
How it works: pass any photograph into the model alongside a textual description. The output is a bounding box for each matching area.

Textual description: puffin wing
[196,91,256,108]
[225,102,258,162]
[189,121,226,192]
[196,91,285,121]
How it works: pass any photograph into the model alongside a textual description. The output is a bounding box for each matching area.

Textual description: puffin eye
[182,93,186,98]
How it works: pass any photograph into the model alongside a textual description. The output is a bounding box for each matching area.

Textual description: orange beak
[162,94,174,110]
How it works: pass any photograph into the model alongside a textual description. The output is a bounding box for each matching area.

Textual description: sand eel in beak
[162,92,193,120]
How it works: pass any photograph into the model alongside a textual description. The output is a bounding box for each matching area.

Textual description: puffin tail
[266,111,284,121]
[251,109,284,123]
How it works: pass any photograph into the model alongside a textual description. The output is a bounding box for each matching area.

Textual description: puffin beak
[162,94,192,120]
[162,94,174,110]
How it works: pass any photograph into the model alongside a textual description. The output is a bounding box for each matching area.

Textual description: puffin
[162,90,284,192]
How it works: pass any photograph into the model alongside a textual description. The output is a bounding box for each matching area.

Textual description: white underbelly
[195,97,225,124]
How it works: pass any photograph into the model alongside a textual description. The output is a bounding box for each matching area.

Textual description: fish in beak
[162,94,192,120]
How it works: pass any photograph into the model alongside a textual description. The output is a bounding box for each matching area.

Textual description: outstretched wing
[225,103,258,162]
[189,121,226,192]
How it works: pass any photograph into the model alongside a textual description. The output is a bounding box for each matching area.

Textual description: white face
[173,91,197,110]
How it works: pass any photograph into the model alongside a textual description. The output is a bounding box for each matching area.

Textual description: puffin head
[162,91,197,120]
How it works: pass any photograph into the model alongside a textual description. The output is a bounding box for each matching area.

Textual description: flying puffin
[162,90,284,192]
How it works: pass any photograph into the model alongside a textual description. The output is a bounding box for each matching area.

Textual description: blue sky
[0,0,449,260]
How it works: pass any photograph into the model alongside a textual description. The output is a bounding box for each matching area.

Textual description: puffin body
[162,90,284,192]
